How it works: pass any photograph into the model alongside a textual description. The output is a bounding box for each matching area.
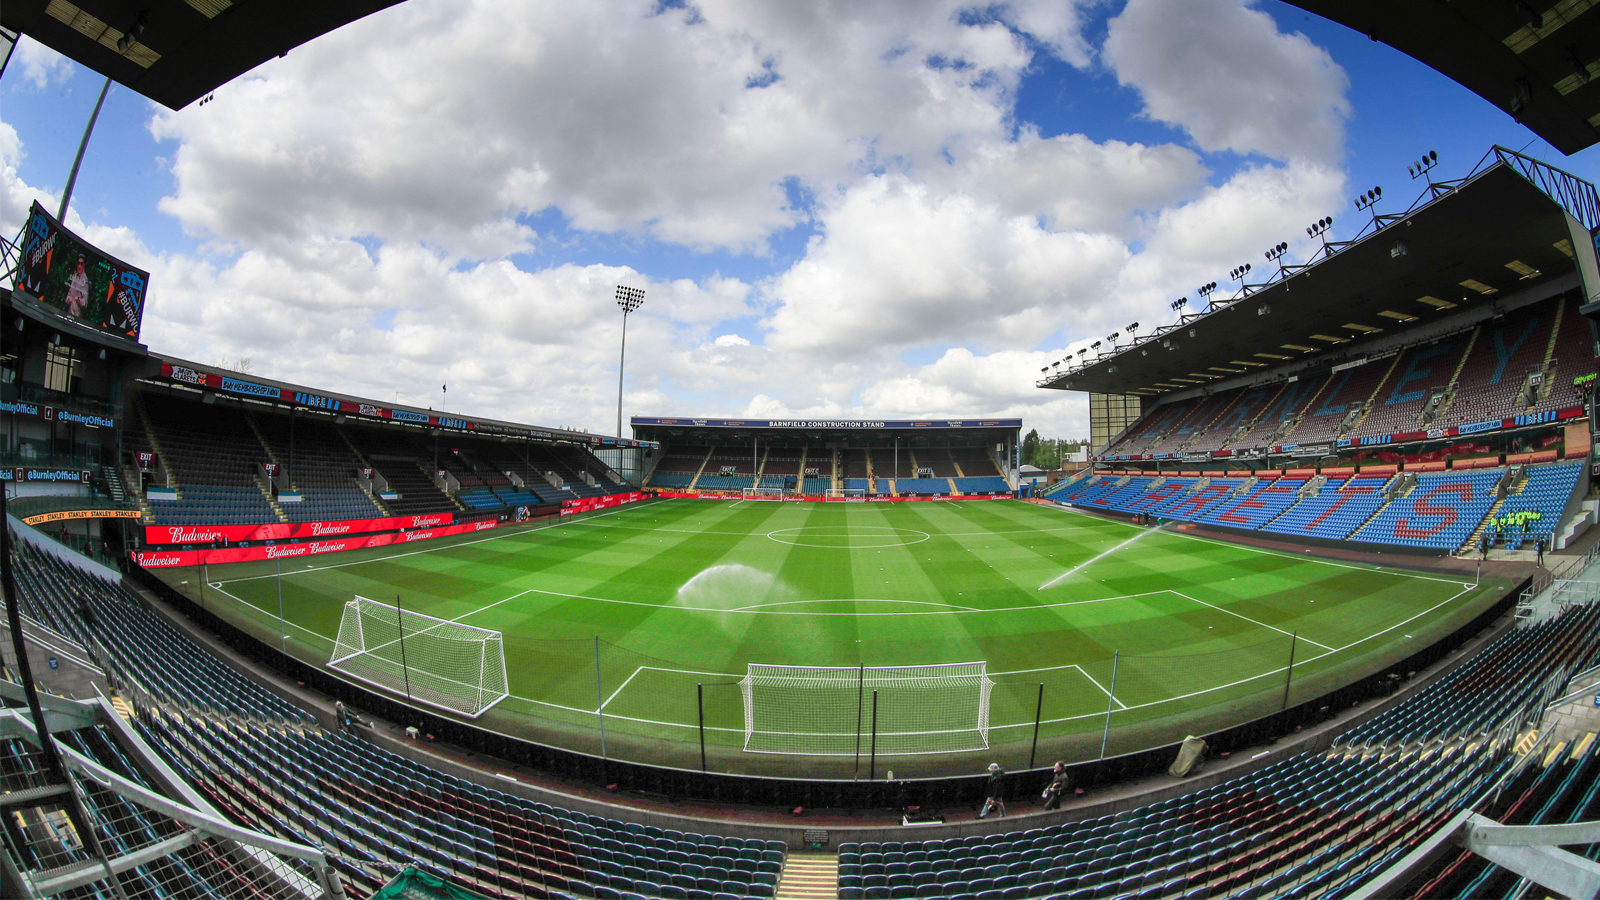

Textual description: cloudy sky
[2,0,1593,438]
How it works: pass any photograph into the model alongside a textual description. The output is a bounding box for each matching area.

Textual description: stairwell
[1175,392,1243,453]
[949,448,966,478]
[1275,375,1336,444]
[124,396,168,523]
[1347,475,1402,540]
[1529,296,1567,408]
[774,852,836,900]
[1460,468,1528,554]
[1462,497,1508,555]
[1338,352,1407,439]
[337,429,392,515]
[687,447,716,491]
[242,414,290,523]
[1427,326,1480,424]
[1220,382,1289,450]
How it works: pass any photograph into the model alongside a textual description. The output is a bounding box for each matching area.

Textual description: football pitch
[160,498,1512,778]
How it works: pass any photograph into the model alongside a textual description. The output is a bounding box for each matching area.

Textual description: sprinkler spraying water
[1039,520,1167,591]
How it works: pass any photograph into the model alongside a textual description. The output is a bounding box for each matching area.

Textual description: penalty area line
[602,664,743,710]
[1072,663,1127,709]
[1172,590,1336,652]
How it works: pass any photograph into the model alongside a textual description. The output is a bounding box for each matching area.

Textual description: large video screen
[14,201,148,341]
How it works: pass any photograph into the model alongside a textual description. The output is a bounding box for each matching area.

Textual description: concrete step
[110,695,134,721]
[775,851,837,900]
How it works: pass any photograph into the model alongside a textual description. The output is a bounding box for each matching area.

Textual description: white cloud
[0,0,1360,444]
[763,174,1130,359]
[11,37,73,89]
[1103,0,1350,162]
[147,0,1095,257]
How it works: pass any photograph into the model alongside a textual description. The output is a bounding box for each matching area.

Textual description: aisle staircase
[775,852,837,900]
[688,447,715,491]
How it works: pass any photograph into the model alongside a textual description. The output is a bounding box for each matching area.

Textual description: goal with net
[740,662,994,755]
[825,488,867,502]
[740,486,787,501]
[329,596,510,718]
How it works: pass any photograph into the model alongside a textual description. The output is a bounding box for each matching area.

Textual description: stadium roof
[631,416,1022,446]
[1040,149,1595,398]
[1287,0,1600,155]
[142,353,652,446]
[1,0,404,110]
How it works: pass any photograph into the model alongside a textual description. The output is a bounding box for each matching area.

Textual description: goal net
[740,662,994,756]
[741,486,786,501]
[825,488,867,502]
[329,596,510,718]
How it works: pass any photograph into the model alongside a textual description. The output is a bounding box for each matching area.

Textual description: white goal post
[740,662,994,756]
[826,488,867,502]
[740,486,787,501]
[329,596,510,718]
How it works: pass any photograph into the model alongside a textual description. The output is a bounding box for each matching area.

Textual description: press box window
[44,344,78,393]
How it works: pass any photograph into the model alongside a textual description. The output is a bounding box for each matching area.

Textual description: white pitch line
[603,664,741,710]
[1071,663,1127,709]
[1173,590,1336,652]
[729,598,980,612]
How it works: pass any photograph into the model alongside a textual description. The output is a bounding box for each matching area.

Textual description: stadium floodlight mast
[1264,241,1290,278]
[1306,216,1333,241]
[614,285,647,438]
[1354,186,1384,225]
[1407,150,1438,182]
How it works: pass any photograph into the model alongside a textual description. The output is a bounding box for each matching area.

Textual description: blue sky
[1,0,1592,437]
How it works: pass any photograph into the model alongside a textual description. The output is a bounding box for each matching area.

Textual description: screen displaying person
[64,256,89,318]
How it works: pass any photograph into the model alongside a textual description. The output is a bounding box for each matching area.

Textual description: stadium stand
[1258,476,1388,541]
[1351,468,1504,551]
[8,533,787,898]
[1197,475,1306,530]
[1180,383,1283,454]
[133,388,632,524]
[252,411,386,522]
[952,476,1010,494]
[137,393,282,526]
[1099,293,1593,461]
[1436,303,1555,428]
[1490,460,1583,549]
[1351,335,1472,438]
[1049,460,1587,556]
[838,599,1600,900]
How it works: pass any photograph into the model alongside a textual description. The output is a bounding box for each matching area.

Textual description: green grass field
[158,498,1511,778]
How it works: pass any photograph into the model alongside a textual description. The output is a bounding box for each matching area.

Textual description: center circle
[766,526,932,548]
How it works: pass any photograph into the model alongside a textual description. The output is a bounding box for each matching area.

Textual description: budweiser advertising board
[134,520,497,568]
[145,512,456,545]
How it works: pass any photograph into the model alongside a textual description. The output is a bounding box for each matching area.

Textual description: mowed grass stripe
[187,499,1506,752]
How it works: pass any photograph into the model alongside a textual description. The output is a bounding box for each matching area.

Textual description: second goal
[740,662,994,755]
[329,595,510,718]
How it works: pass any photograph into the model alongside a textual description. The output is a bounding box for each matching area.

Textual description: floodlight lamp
[614,284,647,312]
